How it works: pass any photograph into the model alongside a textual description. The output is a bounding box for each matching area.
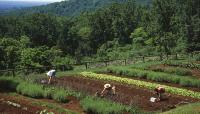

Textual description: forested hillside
[3,0,152,16]
[0,0,199,70]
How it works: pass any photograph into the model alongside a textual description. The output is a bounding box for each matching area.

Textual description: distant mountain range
[1,0,152,16]
[0,1,49,9]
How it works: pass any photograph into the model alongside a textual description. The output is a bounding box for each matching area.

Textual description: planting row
[80,72,200,99]
[106,67,200,88]
[128,61,193,76]
[164,60,200,70]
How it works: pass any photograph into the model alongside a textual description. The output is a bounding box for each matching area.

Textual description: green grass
[16,82,44,98]
[52,89,69,103]
[161,102,200,114]
[80,96,145,114]
[32,101,79,114]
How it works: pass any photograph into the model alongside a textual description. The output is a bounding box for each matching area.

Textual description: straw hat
[104,84,111,88]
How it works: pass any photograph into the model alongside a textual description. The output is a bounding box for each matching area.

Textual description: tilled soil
[52,76,199,112]
[0,93,85,114]
[0,94,43,114]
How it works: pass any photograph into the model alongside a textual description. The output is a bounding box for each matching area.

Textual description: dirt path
[52,76,199,112]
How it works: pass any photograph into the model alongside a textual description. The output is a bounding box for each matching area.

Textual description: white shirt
[47,70,56,77]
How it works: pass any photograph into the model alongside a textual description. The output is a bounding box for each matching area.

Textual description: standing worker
[46,69,56,84]
[154,86,165,101]
[101,83,116,96]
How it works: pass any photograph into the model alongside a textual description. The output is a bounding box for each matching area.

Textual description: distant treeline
[0,0,199,70]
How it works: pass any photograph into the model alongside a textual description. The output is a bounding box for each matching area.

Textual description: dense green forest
[0,0,199,70]
[4,0,152,16]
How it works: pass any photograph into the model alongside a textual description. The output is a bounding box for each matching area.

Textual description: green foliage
[80,96,142,114]
[0,0,199,71]
[107,66,200,88]
[194,54,200,61]
[161,102,200,114]
[52,56,74,71]
[16,82,43,98]
[150,66,192,76]
[52,89,69,103]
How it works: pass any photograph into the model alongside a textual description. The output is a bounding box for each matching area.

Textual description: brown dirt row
[52,76,200,112]
[0,94,43,114]
[0,93,85,114]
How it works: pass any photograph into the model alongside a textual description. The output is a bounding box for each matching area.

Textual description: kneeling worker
[46,69,56,84]
[154,86,165,101]
[101,83,116,96]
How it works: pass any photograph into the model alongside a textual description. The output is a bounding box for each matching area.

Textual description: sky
[2,0,65,2]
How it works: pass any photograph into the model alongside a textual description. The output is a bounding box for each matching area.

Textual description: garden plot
[53,76,199,112]
[149,64,200,79]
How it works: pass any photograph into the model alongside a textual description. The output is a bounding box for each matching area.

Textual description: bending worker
[101,83,116,96]
[46,69,56,84]
[154,86,165,101]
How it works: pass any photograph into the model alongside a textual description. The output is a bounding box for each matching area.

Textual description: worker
[101,84,116,96]
[154,86,165,101]
[46,69,56,84]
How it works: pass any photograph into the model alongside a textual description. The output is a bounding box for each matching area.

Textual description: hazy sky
[4,0,65,2]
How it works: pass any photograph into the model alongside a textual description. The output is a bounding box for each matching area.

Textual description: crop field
[1,60,200,114]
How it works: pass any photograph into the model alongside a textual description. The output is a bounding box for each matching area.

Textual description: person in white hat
[101,83,116,96]
[46,69,56,84]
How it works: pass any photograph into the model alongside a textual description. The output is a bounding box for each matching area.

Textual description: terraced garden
[1,60,200,114]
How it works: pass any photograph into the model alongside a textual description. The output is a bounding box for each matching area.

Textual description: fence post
[124,59,127,65]
[105,61,108,67]
[175,53,178,60]
[62,65,65,71]
[12,69,15,77]
[142,56,145,63]
[85,63,88,69]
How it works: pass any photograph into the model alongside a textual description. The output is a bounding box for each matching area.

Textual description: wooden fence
[0,54,198,76]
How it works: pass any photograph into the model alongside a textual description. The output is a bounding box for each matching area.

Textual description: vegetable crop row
[106,67,200,88]
[80,72,200,99]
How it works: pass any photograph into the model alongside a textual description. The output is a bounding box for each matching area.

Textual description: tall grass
[16,82,44,98]
[52,89,69,103]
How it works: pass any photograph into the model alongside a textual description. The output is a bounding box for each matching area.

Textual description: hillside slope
[4,0,152,16]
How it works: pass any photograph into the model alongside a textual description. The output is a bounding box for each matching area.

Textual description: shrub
[194,54,200,61]
[16,82,43,98]
[52,89,68,103]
